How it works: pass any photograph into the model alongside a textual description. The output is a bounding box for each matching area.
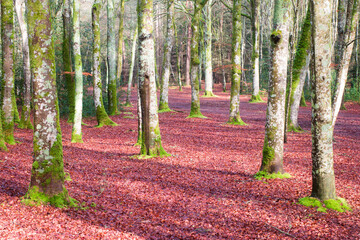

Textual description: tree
[1,0,16,145]
[258,0,292,175]
[116,0,125,86]
[288,7,311,132]
[188,0,209,118]
[307,0,348,208]
[227,0,246,125]
[249,0,263,103]
[184,0,192,87]
[203,0,214,97]
[71,0,84,143]
[23,0,75,207]
[159,0,175,113]
[15,0,33,130]
[63,0,75,123]
[137,0,169,157]
[332,0,359,128]
[92,0,117,127]
[125,26,138,107]
[107,0,119,115]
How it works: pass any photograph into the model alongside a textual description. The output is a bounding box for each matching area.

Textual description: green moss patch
[249,94,265,103]
[255,171,291,180]
[227,118,247,126]
[298,197,351,213]
[186,113,207,119]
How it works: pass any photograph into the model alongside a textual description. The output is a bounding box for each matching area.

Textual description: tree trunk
[15,0,33,130]
[250,0,263,103]
[159,0,175,112]
[204,0,214,97]
[288,8,311,132]
[259,0,292,174]
[1,0,16,145]
[219,4,226,92]
[188,0,208,118]
[310,0,336,200]
[71,0,84,143]
[332,0,359,128]
[63,0,75,123]
[116,0,125,86]
[137,0,169,157]
[125,27,138,107]
[24,0,73,207]
[228,0,245,125]
[185,0,192,87]
[107,0,119,115]
[92,0,117,128]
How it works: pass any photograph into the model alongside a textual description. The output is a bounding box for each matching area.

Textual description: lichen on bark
[23,0,74,207]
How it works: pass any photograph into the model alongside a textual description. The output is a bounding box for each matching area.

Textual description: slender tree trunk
[107,0,119,115]
[159,0,175,112]
[116,0,125,86]
[125,26,138,107]
[71,0,84,143]
[136,82,142,145]
[259,0,292,174]
[15,0,33,130]
[288,8,311,132]
[332,0,359,128]
[24,0,73,207]
[249,0,263,103]
[1,0,16,145]
[204,0,214,97]
[63,0,75,123]
[173,21,182,91]
[137,0,169,157]
[219,4,226,92]
[228,0,245,125]
[188,0,208,118]
[92,0,117,128]
[185,0,192,87]
[310,0,336,201]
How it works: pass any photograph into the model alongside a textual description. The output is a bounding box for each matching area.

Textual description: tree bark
[1,0,16,145]
[204,0,214,97]
[92,0,117,128]
[107,0,119,115]
[137,0,169,157]
[116,0,125,86]
[159,0,175,112]
[24,0,72,207]
[185,0,192,87]
[15,0,33,130]
[71,0,84,143]
[310,0,336,200]
[228,0,245,125]
[125,27,138,107]
[260,0,292,174]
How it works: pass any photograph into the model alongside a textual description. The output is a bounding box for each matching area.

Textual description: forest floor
[0,83,360,239]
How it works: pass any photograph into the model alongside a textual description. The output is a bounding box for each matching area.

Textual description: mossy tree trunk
[125,27,138,107]
[259,0,292,174]
[1,0,16,145]
[288,8,311,132]
[15,0,33,130]
[219,4,226,92]
[137,0,169,157]
[332,0,359,128]
[71,0,84,143]
[63,0,75,123]
[185,0,192,87]
[24,0,72,207]
[203,0,214,97]
[173,20,182,91]
[116,0,125,86]
[92,0,117,128]
[227,0,245,125]
[188,0,208,118]
[310,0,337,200]
[249,0,263,103]
[159,0,175,113]
[107,0,119,115]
